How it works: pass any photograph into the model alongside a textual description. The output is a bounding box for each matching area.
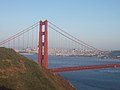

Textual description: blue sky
[0,0,120,50]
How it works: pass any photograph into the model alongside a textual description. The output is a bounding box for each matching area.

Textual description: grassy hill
[0,47,76,90]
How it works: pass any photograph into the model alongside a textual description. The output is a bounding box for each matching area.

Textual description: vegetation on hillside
[0,47,76,90]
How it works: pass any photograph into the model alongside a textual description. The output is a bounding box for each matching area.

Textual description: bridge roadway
[49,64,120,72]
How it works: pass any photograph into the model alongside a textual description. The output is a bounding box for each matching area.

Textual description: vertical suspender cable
[32,28,34,49]
[23,33,24,50]
[18,36,20,50]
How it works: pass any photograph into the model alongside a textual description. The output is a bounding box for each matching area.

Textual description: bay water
[23,54,120,90]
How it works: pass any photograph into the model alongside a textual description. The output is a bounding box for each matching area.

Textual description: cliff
[0,47,76,90]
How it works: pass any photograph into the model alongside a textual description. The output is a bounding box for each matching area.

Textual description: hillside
[0,47,76,90]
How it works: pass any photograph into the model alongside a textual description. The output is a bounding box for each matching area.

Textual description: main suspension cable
[49,25,96,50]
[49,21,101,51]
[0,23,38,46]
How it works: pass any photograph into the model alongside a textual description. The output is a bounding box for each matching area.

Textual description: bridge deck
[49,64,120,72]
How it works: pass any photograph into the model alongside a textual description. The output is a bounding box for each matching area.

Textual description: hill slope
[0,47,76,90]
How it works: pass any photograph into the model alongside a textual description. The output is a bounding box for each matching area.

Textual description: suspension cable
[49,21,101,51]
[0,24,38,46]
[49,25,97,50]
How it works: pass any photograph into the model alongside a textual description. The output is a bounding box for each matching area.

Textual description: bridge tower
[38,20,48,69]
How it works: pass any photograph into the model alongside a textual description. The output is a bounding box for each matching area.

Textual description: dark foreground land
[0,47,76,90]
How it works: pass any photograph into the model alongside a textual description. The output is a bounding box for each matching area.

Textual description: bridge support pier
[38,20,48,69]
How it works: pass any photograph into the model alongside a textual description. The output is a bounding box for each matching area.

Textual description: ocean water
[23,54,120,90]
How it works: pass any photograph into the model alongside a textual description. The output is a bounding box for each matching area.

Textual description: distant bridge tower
[38,20,48,69]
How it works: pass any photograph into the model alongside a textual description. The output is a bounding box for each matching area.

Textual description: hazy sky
[0,0,120,50]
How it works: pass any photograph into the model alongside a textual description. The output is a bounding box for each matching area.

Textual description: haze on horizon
[0,0,120,50]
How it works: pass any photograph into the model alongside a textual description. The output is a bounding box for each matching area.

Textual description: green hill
[0,47,76,90]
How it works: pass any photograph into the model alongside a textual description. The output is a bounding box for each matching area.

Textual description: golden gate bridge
[0,20,120,72]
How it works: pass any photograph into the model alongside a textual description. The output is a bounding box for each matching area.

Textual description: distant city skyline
[0,0,120,50]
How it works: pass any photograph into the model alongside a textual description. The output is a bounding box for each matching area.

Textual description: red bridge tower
[38,20,48,69]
